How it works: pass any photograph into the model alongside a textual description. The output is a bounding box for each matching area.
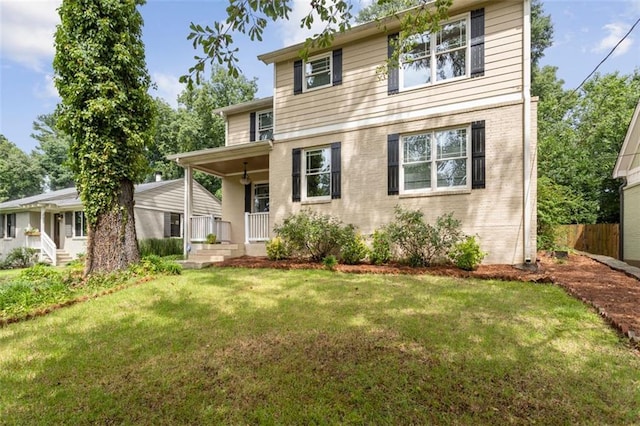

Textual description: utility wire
[568,15,640,96]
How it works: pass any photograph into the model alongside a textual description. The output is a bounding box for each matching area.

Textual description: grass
[1,268,639,424]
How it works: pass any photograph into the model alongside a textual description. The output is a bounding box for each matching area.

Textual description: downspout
[522,0,533,263]
[619,178,626,260]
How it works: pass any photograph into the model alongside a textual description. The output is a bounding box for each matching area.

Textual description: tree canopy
[0,135,42,202]
[31,113,75,191]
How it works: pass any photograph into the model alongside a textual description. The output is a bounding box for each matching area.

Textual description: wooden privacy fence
[554,224,619,259]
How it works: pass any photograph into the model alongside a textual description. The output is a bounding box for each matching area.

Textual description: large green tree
[31,113,75,191]
[0,135,42,202]
[54,0,155,274]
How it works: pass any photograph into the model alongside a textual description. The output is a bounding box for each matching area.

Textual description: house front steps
[40,249,73,266]
[179,243,242,269]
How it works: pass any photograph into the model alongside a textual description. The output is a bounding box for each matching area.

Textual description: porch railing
[40,232,57,266]
[245,212,270,243]
[190,216,231,243]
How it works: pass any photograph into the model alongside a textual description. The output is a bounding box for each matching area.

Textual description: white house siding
[272,2,523,137]
[227,114,252,146]
[268,101,536,265]
[623,183,640,267]
[134,181,221,217]
[134,208,166,240]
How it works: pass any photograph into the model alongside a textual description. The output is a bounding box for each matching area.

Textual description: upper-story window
[401,16,468,90]
[257,110,273,140]
[304,53,332,91]
[400,127,469,194]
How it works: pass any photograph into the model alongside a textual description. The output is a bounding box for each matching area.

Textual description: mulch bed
[215,253,640,346]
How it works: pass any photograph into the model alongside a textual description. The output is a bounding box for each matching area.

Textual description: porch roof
[167,140,271,178]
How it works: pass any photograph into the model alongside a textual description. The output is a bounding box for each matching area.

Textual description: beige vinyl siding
[632,151,640,169]
[274,1,523,135]
[135,182,221,217]
[623,184,640,266]
[227,113,252,146]
[269,101,534,264]
[134,208,165,240]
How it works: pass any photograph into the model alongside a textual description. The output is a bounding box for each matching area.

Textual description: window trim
[399,126,471,195]
[399,12,471,92]
[303,52,333,92]
[256,109,273,141]
[302,146,332,201]
[74,211,88,238]
[1,213,16,239]
[169,212,182,238]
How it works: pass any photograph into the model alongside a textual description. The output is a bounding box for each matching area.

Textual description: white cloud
[592,22,633,57]
[630,0,640,14]
[0,0,61,71]
[33,73,59,99]
[276,0,326,47]
[152,72,184,108]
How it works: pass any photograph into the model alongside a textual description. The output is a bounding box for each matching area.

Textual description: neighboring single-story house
[169,0,537,265]
[613,100,640,267]
[0,178,221,265]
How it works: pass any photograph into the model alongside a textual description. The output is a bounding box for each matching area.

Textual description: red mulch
[216,253,640,345]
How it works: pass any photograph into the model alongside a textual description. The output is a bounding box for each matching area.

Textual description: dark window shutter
[471,120,486,189]
[0,214,4,238]
[331,142,341,199]
[387,134,400,195]
[292,148,301,202]
[65,212,73,238]
[163,212,171,237]
[332,49,343,86]
[470,9,485,78]
[244,183,252,213]
[293,60,303,94]
[388,34,399,95]
[8,214,16,238]
[249,112,256,142]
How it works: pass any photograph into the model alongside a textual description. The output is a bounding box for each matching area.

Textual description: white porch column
[244,212,250,244]
[184,166,193,258]
[39,207,46,262]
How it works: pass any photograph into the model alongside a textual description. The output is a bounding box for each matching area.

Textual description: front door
[53,213,61,248]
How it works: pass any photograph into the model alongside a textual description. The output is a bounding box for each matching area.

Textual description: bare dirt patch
[216,253,640,344]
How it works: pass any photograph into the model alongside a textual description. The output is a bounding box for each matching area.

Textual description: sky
[1,0,639,155]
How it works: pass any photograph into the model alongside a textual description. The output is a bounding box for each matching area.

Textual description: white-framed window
[400,14,468,90]
[257,110,273,141]
[74,211,88,237]
[0,213,16,239]
[304,53,332,91]
[304,146,331,199]
[253,183,269,212]
[400,127,469,193]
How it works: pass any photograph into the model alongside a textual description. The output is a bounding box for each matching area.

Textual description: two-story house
[170,0,537,265]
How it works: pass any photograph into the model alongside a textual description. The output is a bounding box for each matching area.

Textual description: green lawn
[1,268,638,424]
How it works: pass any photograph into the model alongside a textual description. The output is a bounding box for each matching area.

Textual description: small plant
[322,255,338,271]
[138,238,183,257]
[339,227,369,265]
[205,234,217,244]
[266,237,289,260]
[370,229,391,265]
[450,236,487,271]
[129,255,182,276]
[274,209,349,261]
[386,207,463,267]
[3,248,39,269]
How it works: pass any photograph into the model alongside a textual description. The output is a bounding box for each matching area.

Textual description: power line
[569,16,640,97]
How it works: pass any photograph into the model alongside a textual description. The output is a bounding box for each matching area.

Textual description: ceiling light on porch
[240,162,251,186]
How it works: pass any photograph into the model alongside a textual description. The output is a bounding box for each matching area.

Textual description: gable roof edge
[613,100,640,179]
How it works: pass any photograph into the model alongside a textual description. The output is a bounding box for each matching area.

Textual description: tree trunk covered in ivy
[85,180,139,272]
[53,0,154,275]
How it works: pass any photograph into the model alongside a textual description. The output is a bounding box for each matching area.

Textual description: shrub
[138,238,183,257]
[340,227,369,265]
[266,237,290,260]
[3,248,39,269]
[450,236,487,271]
[206,234,217,244]
[386,207,464,267]
[369,229,391,265]
[322,255,338,271]
[128,255,182,276]
[274,210,348,262]
[20,264,62,285]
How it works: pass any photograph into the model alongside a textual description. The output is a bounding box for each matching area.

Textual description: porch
[169,139,273,259]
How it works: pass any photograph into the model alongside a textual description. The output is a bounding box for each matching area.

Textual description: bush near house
[138,238,183,258]
[0,248,39,270]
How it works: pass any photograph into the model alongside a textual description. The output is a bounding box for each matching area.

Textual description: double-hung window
[401,16,468,90]
[253,183,269,212]
[74,211,87,237]
[257,110,273,140]
[304,53,332,91]
[401,127,469,193]
[304,147,332,199]
[170,213,181,237]
[0,213,16,238]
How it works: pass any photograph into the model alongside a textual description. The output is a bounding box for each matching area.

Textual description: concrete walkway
[580,252,640,281]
